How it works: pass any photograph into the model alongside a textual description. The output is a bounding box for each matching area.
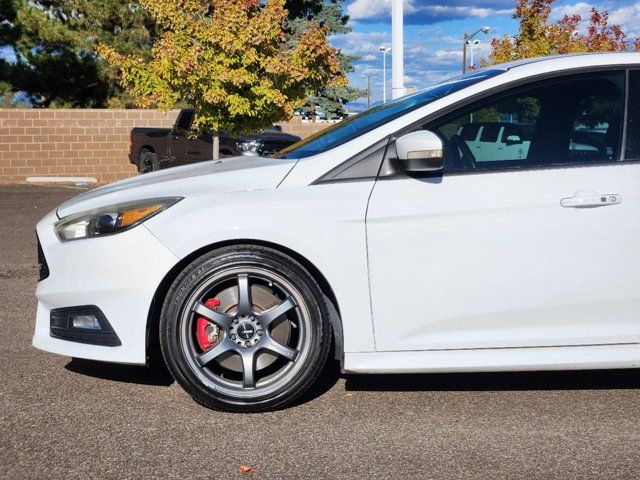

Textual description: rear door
[366,69,640,352]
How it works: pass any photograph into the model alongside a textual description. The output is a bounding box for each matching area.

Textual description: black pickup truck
[129,108,301,173]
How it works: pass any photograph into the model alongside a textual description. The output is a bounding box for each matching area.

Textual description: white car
[34,53,640,412]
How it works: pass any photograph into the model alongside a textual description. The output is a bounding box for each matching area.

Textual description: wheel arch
[140,145,156,154]
[145,239,344,368]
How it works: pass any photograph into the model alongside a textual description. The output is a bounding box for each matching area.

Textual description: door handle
[561,190,622,208]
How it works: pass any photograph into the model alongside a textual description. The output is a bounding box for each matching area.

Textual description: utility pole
[361,74,374,109]
[391,0,403,99]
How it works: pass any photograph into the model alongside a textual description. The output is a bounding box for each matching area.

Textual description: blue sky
[335,0,640,109]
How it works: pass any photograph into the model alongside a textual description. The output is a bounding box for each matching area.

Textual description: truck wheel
[139,150,159,174]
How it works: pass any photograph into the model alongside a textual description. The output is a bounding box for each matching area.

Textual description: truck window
[176,110,195,131]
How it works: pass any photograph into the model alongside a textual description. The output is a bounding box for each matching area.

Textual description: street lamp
[466,39,480,71]
[463,26,490,73]
[380,46,391,104]
[360,74,376,110]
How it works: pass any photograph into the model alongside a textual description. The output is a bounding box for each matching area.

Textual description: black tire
[138,149,159,173]
[159,245,332,412]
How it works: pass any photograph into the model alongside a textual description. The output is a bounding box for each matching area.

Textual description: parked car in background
[456,121,602,162]
[129,109,301,173]
[35,53,640,412]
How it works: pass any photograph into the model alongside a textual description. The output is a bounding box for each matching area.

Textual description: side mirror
[394,130,444,173]
[505,134,523,146]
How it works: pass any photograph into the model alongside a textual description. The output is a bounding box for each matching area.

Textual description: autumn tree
[99,0,344,158]
[489,0,640,64]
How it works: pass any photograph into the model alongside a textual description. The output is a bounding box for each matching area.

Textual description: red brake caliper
[196,298,221,351]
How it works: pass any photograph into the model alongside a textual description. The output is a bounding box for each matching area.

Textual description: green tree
[287,0,365,119]
[99,0,344,158]
[1,0,156,107]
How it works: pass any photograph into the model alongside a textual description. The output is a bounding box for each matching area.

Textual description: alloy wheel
[179,268,312,399]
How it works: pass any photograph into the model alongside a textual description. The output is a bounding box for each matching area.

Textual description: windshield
[280,69,506,159]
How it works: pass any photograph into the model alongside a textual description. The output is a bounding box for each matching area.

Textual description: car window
[279,69,506,159]
[459,124,480,141]
[626,70,640,160]
[175,110,195,131]
[428,71,625,173]
[479,123,500,142]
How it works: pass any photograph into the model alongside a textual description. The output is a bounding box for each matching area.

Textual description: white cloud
[608,3,640,37]
[347,0,512,22]
[550,2,640,38]
[550,1,593,21]
[347,0,390,21]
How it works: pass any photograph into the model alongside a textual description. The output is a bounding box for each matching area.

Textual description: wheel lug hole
[257,330,263,336]
[230,334,236,340]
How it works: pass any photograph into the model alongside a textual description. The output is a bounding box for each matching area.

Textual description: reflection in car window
[479,124,500,142]
[429,72,625,172]
[280,69,506,159]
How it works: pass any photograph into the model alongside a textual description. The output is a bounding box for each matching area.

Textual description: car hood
[56,156,298,218]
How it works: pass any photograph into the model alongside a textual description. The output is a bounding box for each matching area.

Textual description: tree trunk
[212,130,220,160]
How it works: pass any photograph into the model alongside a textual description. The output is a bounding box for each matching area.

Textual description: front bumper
[33,210,179,364]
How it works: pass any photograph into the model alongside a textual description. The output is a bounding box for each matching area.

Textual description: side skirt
[343,343,640,374]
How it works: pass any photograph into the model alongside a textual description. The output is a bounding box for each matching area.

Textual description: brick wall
[0,109,330,183]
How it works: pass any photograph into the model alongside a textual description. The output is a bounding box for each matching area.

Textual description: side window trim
[624,68,640,161]
[312,138,390,184]
[621,69,630,161]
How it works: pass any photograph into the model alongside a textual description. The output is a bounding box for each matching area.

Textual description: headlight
[236,140,262,153]
[54,197,182,242]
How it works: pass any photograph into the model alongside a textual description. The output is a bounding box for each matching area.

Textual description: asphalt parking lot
[1,183,639,479]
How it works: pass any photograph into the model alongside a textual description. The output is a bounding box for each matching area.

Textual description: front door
[366,70,640,352]
[169,110,213,165]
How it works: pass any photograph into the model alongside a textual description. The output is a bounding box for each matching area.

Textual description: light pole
[360,74,375,109]
[380,46,391,104]
[467,39,480,71]
[462,26,490,73]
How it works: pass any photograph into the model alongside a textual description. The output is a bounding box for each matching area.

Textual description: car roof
[493,52,639,73]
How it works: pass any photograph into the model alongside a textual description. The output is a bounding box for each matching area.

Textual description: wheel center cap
[229,316,263,348]
[237,322,255,340]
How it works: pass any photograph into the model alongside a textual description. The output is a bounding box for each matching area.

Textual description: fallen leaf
[239,466,253,474]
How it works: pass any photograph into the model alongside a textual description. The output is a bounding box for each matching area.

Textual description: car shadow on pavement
[65,358,175,387]
[344,369,640,392]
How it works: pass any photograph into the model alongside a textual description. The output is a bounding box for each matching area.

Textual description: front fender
[144,184,376,354]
